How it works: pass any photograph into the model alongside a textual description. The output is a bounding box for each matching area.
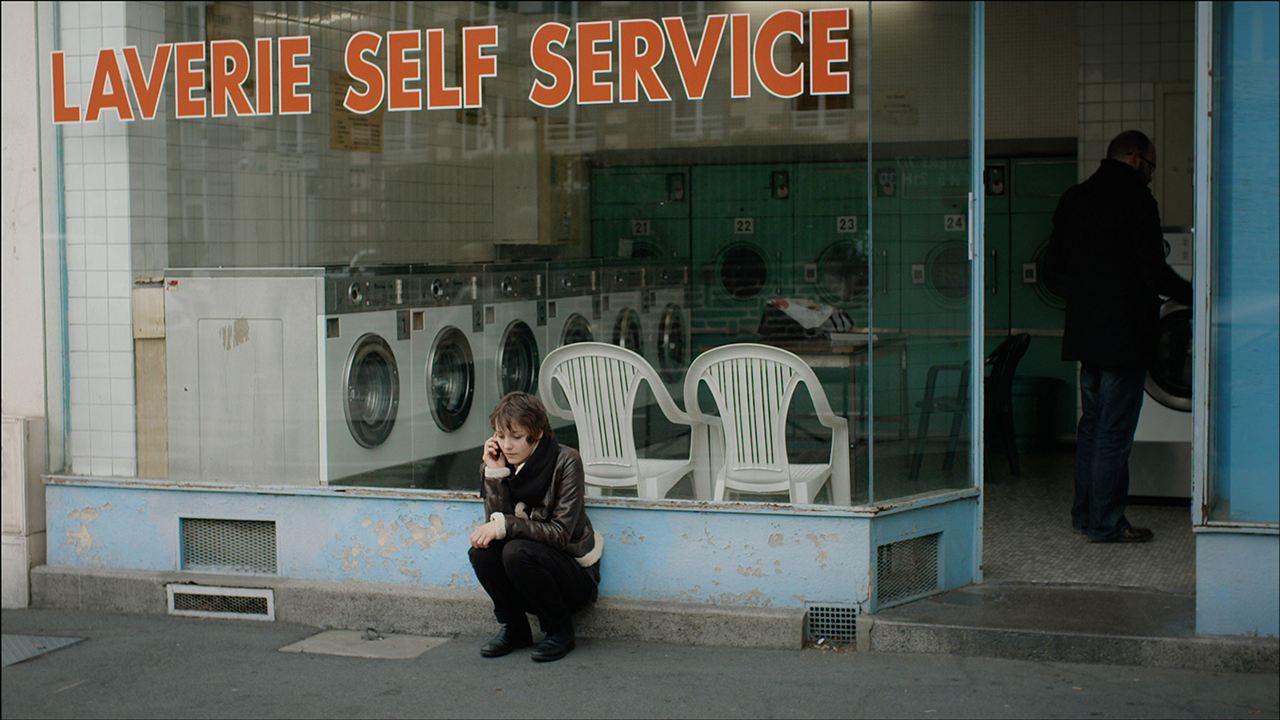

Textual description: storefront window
[42,1,997,507]
[1207,1,1280,524]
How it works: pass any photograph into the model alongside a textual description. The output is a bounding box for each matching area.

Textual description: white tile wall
[1077,1,1194,180]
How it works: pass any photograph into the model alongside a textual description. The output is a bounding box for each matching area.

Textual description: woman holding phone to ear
[468,391,603,662]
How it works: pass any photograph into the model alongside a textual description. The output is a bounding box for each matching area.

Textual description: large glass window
[41,1,1004,508]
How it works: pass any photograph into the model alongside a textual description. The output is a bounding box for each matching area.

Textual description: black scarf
[508,435,559,507]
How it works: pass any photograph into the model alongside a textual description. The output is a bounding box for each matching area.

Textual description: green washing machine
[691,164,794,338]
[591,166,691,259]
[792,161,906,440]
[1010,157,1080,440]
[898,158,1007,333]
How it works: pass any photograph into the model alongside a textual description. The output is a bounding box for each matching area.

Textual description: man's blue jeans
[1072,364,1147,541]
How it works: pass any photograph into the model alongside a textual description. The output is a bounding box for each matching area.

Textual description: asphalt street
[3,608,1277,719]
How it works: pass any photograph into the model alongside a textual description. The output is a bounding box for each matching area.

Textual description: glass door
[865,2,984,505]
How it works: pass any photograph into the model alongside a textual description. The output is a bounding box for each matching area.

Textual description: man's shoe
[1090,526,1154,543]
[531,625,576,663]
[480,624,533,658]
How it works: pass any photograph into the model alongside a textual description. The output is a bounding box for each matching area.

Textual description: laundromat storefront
[36,1,1009,626]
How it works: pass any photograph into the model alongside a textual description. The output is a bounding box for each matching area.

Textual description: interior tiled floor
[979,445,1196,596]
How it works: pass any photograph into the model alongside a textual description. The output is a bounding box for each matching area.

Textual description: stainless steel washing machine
[410,264,486,461]
[1130,229,1193,499]
[322,266,415,483]
[641,260,692,402]
[601,263,646,356]
[545,258,601,431]
[481,263,546,414]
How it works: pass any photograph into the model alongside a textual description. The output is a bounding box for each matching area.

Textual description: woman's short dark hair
[488,392,554,440]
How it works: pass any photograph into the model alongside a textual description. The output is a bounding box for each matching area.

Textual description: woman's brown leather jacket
[480,445,603,567]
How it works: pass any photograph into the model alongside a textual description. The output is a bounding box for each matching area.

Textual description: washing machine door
[561,314,594,345]
[718,242,769,299]
[428,326,475,432]
[344,333,400,448]
[815,240,870,304]
[613,308,643,353]
[1145,301,1192,411]
[657,303,687,382]
[1030,240,1066,310]
[498,320,540,395]
[925,240,970,305]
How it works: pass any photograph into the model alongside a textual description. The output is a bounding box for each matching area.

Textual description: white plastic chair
[683,343,851,505]
[539,342,709,499]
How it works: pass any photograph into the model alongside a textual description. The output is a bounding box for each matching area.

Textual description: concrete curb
[30,565,804,650]
[866,618,1280,674]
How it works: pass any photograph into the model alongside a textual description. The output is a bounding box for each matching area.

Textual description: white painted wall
[1,0,50,608]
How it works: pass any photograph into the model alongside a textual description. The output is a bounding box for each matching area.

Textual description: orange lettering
[278,36,311,115]
[809,8,850,95]
[387,30,421,111]
[344,32,383,114]
[663,15,726,101]
[211,40,254,117]
[174,42,206,118]
[754,10,803,99]
[529,23,573,108]
[576,21,613,104]
[122,45,171,121]
[85,49,134,122]
[730,14,751,99]
[425,28,462,109]
[51,51,81,124]
[619,19,669,103]
[255,38,273,115]
[463,25,498,109]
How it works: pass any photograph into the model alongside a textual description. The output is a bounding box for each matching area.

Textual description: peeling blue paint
[45,482,979,610]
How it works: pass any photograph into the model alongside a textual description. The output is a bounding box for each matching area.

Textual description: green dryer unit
[898,158,1006,333]
[591,166,691,259]
[691,164,794,338]
[793,161,906,439]
[1009,157,1079,439]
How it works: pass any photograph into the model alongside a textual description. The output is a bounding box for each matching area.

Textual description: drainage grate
[167,584,275,621]
[876,532,941,608]
[181,518,277,574]
[805,603,859,646]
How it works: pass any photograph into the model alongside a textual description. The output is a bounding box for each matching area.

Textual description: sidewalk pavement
[3,608,1278,719]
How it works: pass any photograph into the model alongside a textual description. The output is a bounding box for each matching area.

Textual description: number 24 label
[944,214,967,231]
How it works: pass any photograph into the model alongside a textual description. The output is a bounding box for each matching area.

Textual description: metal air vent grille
[876,532,941,608]
[167,584,275,621]
[805,603,859,646]
[181,518,277,574]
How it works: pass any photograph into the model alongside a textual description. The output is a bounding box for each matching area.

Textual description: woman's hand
[482,436,505,469]
[470,520,501,549]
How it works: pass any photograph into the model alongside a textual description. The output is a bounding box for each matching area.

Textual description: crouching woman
[468,391,603,662]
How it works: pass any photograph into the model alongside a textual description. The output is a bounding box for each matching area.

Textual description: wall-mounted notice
[330,73,383,152]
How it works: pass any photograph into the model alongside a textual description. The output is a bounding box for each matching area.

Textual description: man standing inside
[1046,130,1193,543]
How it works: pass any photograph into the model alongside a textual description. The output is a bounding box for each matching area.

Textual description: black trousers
[468,539,599,633]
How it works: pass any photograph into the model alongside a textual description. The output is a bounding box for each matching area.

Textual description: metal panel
[180,518,278,574]
[876,532,941,607]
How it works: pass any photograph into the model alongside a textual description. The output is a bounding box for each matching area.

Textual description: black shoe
[480,624,533,658]
[531,625,576,663]
[1090,526,1154,544]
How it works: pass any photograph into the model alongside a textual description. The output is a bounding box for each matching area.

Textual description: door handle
[989,248,999,295]
[967,191,975,261]
[879,249,890,295]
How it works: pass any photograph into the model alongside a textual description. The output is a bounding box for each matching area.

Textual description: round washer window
[561,314,594,346]
[344,333,400,448]
[427,326,475,432]
[815,241,870,304]
[498,320,539,395]
[926,241,970,303]
[719,242,768,299]
[613,308,643,353]
[657,304,687,382]
[1031,240,1066,310]
[1146,304,1192,411]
